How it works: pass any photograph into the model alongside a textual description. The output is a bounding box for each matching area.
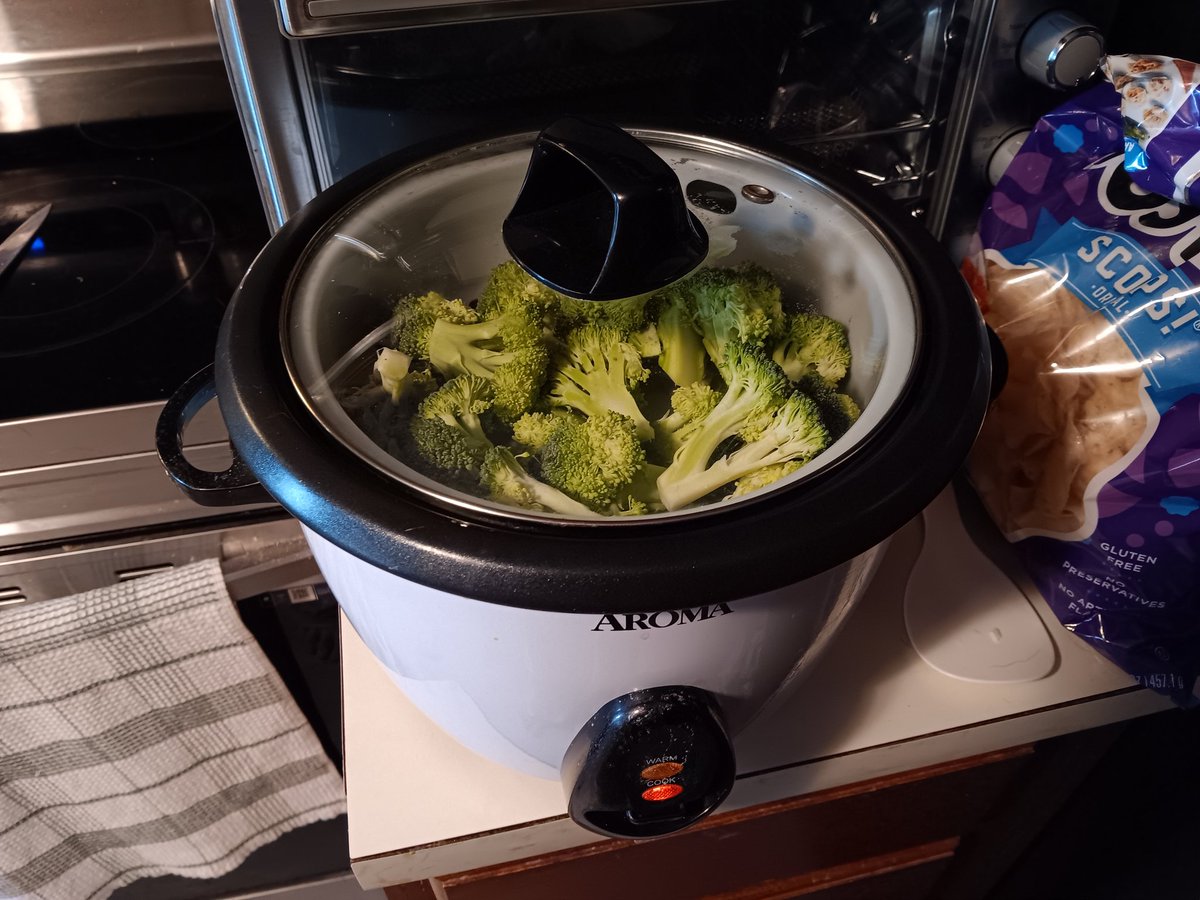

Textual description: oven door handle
[156,364,274,508]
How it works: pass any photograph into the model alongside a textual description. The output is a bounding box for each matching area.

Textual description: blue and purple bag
[963,55,1200,705]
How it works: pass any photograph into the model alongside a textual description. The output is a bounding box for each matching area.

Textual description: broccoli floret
[555,292,653,338]
[652,381,722,465]
[510,410,573,452]
[772,311,851,385]
[370,260,841,517]
[546,322,654,441]
[796,372,861,440]
[427,305,549,421]
[476,260,560,322]
[656,343,796,510]
[628,322,662,358]
[614,497,649,516]
[509,410,650,512]
[409,375,495,475]
[611,462,666,515]
[479,446,596,517]
[373,348,414,402]
[684,263,785,376]
[604,294,655,337]
[407,369,440,399]
[653,285,707,387]
[729,460,804,498]
[348,365,439,457]
[391,290,478,359]
[538,411,646,512]
[659,390,829,510]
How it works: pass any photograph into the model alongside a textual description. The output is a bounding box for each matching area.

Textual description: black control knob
[561,686,735,839]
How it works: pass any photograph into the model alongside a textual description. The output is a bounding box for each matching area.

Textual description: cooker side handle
[156,364,275,508]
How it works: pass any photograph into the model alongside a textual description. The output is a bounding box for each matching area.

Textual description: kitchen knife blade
[0,203,51,282]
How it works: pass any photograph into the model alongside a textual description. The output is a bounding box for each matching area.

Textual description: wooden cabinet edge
[708,837,959,900]
[383,744,1033,900]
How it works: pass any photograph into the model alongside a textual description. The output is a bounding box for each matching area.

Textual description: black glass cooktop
[0,112,269,421]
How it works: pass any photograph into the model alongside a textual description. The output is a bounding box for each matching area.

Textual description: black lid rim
[217,124,991,615]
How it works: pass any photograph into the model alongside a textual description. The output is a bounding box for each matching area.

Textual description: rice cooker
[158,118,991,839]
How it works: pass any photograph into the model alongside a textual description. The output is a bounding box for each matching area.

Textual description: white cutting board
[903,485,1056,684]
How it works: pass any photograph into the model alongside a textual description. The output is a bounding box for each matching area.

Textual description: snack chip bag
[963,55,1200,705]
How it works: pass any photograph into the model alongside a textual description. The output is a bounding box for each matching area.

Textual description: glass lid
[283,127,918,524]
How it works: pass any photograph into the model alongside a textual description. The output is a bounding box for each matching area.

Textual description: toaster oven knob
[987,130,1033,186]
[560,686,735,839]
[1018,9,1105,90]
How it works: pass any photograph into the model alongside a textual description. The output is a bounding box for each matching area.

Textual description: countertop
[339,496,1174,890]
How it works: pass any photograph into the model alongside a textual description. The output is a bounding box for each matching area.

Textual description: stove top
[0,112,268,421]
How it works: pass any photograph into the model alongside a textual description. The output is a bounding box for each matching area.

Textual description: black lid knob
[561,685,735,839]
[502,117,709,302]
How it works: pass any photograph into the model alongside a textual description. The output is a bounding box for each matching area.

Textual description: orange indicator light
[641,783,684,802]
[640,762,684,780]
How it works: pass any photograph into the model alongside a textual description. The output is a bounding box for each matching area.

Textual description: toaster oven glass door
[286,0,965,211]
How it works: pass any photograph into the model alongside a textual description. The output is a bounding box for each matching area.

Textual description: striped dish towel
[0,559,347,900]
